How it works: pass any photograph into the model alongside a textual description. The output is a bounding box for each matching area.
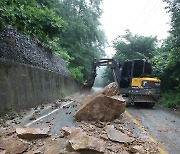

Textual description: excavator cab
[120,59,161,107]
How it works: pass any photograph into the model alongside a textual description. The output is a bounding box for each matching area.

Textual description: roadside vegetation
[0,0,105,82]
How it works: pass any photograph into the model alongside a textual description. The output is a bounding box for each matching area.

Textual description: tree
[113,30,157,62]
[164,0,180,47]
[58,0,106,80]
[152,0,180,92]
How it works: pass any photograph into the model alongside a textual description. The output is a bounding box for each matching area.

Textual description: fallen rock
[0,150,6,154]
[74,94,125,121]
[100,82,120,96]
[95,121,106,128]
[129,145,145,153]
[0,128,15,137]
[29,115,36,121]
[74,82,125,121]
[106,144,128,153]
[62,126,82,136]
[16,126,50,139]
[0,137,28,154]
[105,125,134,143]
[66,127,106,152]
[100,134,108,140]
[40,139,70,154]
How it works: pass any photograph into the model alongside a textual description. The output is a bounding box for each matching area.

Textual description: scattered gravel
[0,26,69,76]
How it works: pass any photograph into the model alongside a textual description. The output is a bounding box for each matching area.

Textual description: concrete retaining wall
[0,60,80,114]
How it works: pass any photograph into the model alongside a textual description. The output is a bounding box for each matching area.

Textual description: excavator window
[133,60,144,77]
[144,62,152,76]
[120,61,132,88]
[121,61,132,77]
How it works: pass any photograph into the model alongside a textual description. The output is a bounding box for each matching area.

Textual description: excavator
[82,58,161,108]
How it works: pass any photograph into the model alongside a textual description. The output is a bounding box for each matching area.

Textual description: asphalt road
[126,106,180,154]
[3,90,180,154]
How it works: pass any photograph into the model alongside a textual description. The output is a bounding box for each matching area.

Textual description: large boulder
[74,83,125,121]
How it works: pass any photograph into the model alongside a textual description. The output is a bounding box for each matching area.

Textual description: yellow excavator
[82,59,161,108]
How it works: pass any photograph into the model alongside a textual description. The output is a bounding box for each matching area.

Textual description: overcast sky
[100,0,171,57]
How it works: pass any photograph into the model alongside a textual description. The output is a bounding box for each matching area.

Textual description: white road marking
[60,101,74,109]
[25,101,74,126]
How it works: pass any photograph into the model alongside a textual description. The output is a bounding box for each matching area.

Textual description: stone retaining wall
[0,60,80,114]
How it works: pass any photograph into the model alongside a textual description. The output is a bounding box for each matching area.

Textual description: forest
[0,0,179,108]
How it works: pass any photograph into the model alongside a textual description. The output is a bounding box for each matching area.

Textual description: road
[126,106,180,154]
[2,91,180,154]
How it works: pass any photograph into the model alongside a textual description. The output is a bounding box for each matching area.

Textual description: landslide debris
[74,82,126,121]
[0,91,159,154]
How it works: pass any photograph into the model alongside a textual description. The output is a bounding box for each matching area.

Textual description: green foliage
[164,0,180,47]
[69,66,84,82]
[47,37,71,64]
[152,0,180,92]
[113,30,157,62]
[58,0,106,80]
[160,91,180,108]
[0,0,67,42]
[152,37,180,91]
[0,0,70,68]
[102,68,114,86]
[0,0,105,82]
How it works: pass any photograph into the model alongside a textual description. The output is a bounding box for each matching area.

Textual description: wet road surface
[126,106,180,154]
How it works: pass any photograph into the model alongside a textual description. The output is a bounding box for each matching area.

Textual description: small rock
[68,127,106,152]
[0,128,15,137]
[105,125,134,143]
[58,131,65,138]
[61,126,82,136]
[114,119,122,124]
[29,115,36,121]
[100,134,108,140]
[88,124,96,131]
[0,137,28,154]
[0,150,6,154]
[16,126,50,139]
[40,105,45,109]
[130,145,145,153]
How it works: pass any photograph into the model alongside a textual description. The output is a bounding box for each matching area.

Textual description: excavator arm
[82,59,121,91]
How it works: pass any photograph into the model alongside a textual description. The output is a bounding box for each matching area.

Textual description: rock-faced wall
[0,27,79,114]
[0,26,69,76]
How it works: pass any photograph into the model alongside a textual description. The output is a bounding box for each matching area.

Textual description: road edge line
[125,111,168,154]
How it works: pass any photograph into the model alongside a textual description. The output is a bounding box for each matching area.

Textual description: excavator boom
[82,59,121,91]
